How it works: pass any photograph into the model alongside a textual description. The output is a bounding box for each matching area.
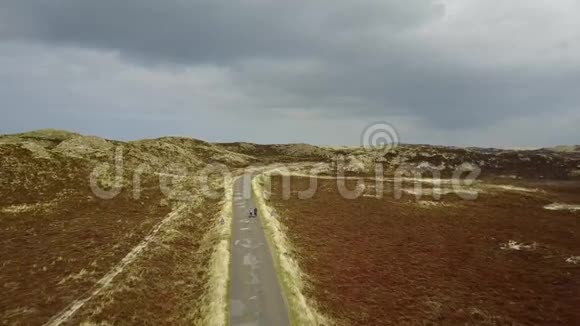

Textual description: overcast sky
[1,0,579,147]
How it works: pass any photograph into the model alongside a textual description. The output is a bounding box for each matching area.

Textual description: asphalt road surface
[229,175,291,326]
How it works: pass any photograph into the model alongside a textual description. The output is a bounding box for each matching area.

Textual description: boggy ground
[268,176,580,325]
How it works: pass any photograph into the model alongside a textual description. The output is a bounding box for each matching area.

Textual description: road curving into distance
[229,174,290,326]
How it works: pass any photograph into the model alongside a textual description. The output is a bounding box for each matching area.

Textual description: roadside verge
[196,176,235,325]
[252,173,331,325]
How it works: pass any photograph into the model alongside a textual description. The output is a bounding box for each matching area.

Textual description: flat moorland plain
[67,196,223,326]
[0,139,228,325]
[0,145,172,324]
[2,129,579,325]
[269,176,580,325]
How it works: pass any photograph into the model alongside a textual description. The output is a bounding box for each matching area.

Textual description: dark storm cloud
[0,0,440,63]
[0,0,579,137]
[233,57,580,128]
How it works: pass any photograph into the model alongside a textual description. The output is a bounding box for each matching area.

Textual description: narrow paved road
[230,175,290,326]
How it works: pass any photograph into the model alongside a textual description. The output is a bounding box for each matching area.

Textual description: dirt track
[0,179,171,325]
[0,143,226,325]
